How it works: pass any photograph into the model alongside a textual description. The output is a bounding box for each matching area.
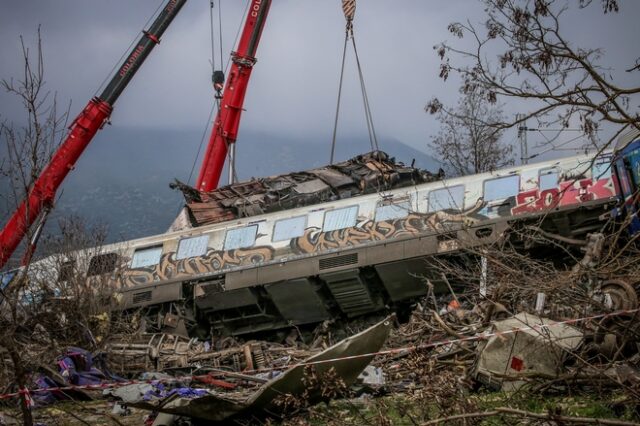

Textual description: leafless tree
[429,0,639,150]
[0,30,111,426]
[0,28,67,426]
[427,84,514,175]
[0,27,70,267]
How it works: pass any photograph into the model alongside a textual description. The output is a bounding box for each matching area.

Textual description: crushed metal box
[473,312,583,390]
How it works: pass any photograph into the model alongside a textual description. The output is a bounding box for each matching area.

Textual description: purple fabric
[57,347,107,385]
[143,382,207,401]
[31,374,60,406]
[30,372,92,407]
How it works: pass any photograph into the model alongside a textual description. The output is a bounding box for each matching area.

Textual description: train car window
[428,185,464,212]
[592,158,613,180]
[176,235,209,260]
[87,253,119,276]
[323,206,358,231]
[57,260,76,282]
[375,201,411,221]
[131,245,163,268]
[273,216,307,242]
[539,169,559,191]
[484,175,520,202]
[224,225,258,250]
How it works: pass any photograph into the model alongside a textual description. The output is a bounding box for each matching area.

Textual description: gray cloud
[0,0,638,156]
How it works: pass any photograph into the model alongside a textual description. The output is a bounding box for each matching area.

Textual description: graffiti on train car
[512,176,614,215]
[111,175,615,287]
[291,200,486,254]
[121,246,275,287]
[290,215,429,254]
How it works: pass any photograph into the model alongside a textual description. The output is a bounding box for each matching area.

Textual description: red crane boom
[0,0,187,269]
[196,0,272,192]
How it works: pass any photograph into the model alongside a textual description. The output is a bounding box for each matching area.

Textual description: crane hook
[213,70,225,99]
[342,0,356,32]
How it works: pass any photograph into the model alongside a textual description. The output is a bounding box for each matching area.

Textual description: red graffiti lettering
[512,178,614,215]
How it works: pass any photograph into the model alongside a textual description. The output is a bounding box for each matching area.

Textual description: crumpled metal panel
[124,316,394,422]
[309,167,354,188]
[473,313,583,390]
[292,179,331,195]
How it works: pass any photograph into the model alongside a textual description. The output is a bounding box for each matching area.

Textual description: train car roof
[614,128,640,153]
[174,151,444,227]
[81,149,609,256]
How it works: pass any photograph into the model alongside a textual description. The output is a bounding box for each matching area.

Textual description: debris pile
[105,333,319,376]
[1,235,640,424]
[105,317,393,423]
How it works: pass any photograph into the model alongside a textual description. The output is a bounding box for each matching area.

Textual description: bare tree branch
[433,0,638,152]
[427,84,514,175]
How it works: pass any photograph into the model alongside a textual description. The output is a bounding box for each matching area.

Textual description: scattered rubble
[110,317,393,423]
[2,243,640,425]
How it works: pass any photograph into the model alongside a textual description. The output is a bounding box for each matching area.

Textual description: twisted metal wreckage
[1,0,640,423]
[1,0,639,338]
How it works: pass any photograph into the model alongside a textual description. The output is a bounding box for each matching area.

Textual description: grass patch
[284,390,639,425]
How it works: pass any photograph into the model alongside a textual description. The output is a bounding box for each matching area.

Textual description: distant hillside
[233,131,441,180]
[1,127,440,244]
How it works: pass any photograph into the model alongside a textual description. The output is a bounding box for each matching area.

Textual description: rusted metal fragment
[309,167,354,188]
[124,316,393,422]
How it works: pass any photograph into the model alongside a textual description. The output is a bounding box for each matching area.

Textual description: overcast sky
[0,1,638,158]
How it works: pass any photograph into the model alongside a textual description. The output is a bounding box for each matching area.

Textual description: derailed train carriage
[5,134,639,337]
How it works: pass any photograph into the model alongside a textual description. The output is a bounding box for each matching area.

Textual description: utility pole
[517,113,529,165]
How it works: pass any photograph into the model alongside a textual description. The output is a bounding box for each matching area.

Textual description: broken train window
[272,215,307,242]
[87,253,119,277]
[224,225,258,250]
[176,235,210,260]
[131,245,163,268]
[428,185,465,212]
[323,205,358,232]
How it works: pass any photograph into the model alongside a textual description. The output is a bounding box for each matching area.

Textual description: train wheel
[594,314,640,359]
[600,279,638,311]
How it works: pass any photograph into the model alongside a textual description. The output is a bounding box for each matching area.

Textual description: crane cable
[185,0,225,189]
[210,0,224,75]
[185,0,248,192]
[210,0,239,185]
[330,0,380,164]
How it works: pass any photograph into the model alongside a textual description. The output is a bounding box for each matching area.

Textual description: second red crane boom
[196,0,272,192]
